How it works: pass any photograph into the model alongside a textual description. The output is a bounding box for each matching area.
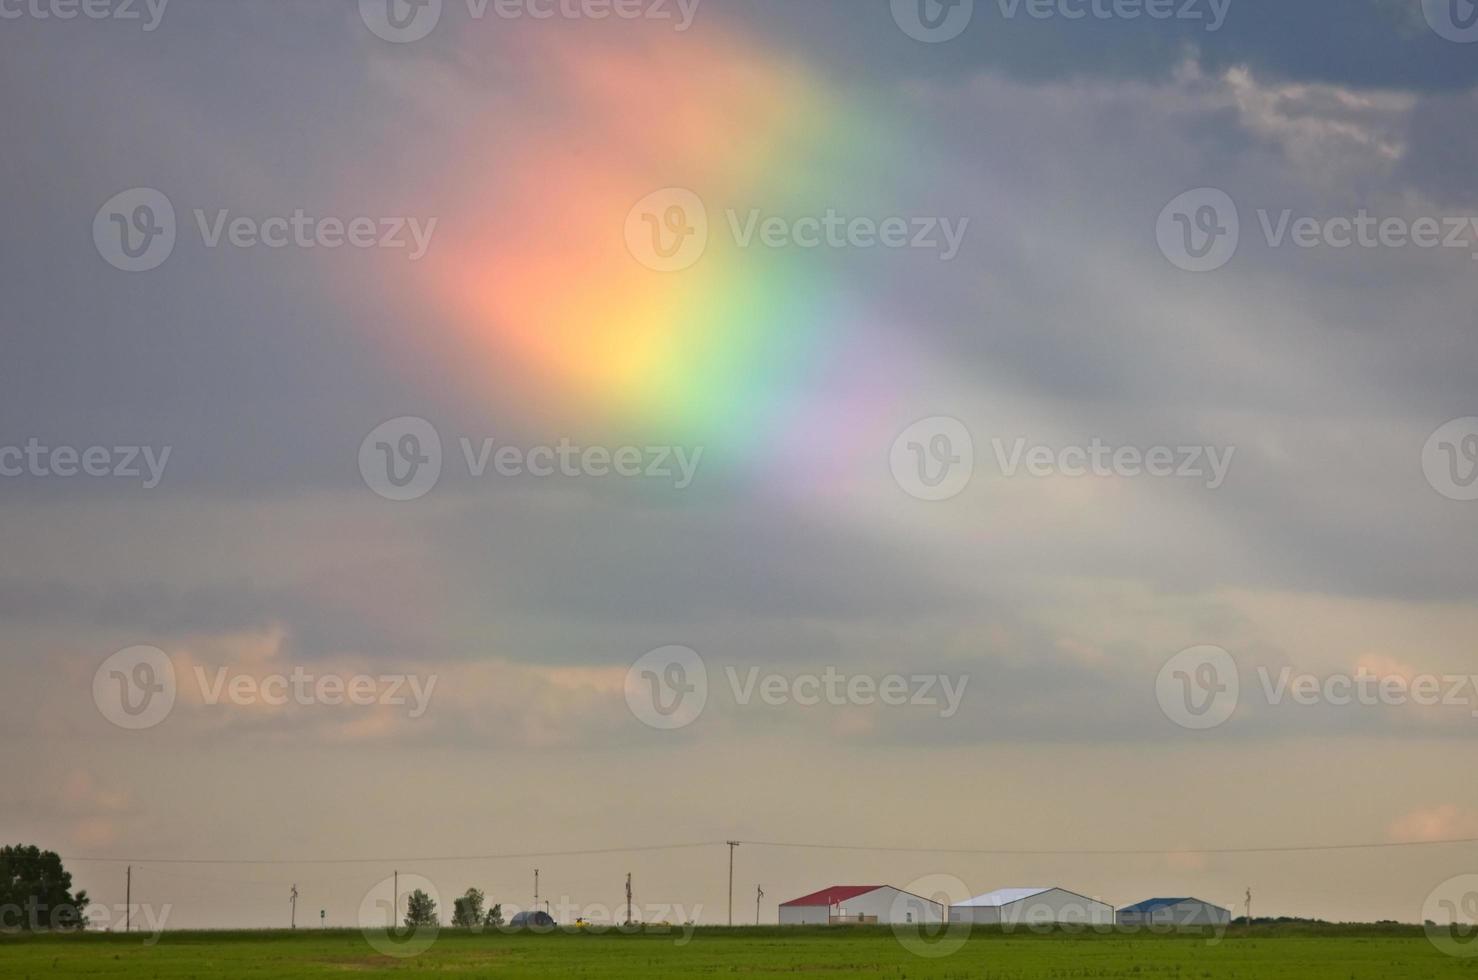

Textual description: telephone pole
[290,885,299,930]
[125,866,131,933]
[534,869,539,911]
[726,842,740,927]
[625,873,633,926]
[394,871,398,925]
[756,885,764,926]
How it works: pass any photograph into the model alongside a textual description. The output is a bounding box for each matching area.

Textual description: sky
[3,0,1478,937]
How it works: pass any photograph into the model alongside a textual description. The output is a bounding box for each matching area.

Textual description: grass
[3,924,1475,978]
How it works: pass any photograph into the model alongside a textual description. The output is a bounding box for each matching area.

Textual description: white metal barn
[1116,898,1231,928]
[949,887,1114,926]
[778,885,945,926]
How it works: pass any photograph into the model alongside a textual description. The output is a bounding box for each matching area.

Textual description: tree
[0,845,89,932]
[451,888,485,929]
[485,903,504,928]
[404,889,438,928]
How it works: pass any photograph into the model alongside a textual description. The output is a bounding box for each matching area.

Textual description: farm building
[778,885,945,926]
[508,909,555,929]
[949,887,1113,926]
[1116,897,1231,928]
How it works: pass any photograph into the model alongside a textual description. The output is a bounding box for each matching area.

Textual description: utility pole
[625,873,633,926]
[394,870,398,925]
[290,885,298,930]
[534,869,539,912]
[726,842,740,927]
[756,885,764,926]
[125,866,131,933]
[1245,888,1253,927]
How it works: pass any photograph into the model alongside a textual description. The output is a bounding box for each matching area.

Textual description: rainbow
[403,29,924,485]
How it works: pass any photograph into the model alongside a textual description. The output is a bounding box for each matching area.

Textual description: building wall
[1117,901,1231,928]
[838,887,945,925]
[951,889,1113,926]
[778,904,831,926]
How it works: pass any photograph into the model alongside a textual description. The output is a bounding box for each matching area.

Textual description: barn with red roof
[778,884,945,926]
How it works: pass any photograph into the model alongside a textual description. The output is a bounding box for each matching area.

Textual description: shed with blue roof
[1116,897,1230,928]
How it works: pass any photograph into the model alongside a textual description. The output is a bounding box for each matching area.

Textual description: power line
[63,841,723,866]
[60,834,1478,867]
[740,837,1478,856]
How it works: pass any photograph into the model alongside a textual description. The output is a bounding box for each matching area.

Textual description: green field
[3,925,1475,978]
